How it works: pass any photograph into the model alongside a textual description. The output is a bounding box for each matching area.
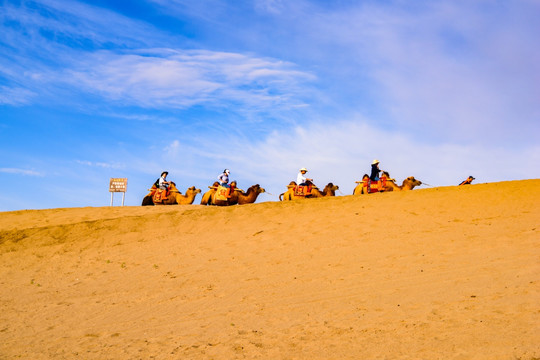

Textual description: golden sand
[1,180,539,359]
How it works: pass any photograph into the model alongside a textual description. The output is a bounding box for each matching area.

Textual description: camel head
[250,184,265,194]
[401,177,422,190]
[187,186,202,194]
[405,177,422,186]
[324,183,339,192]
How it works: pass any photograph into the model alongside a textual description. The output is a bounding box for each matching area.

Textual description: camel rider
[153,171,170,199]
[370,159,382,181]
[297,168,313,186]
[459,175,475,186]
[218,169,231,188]
[157,171,170,190]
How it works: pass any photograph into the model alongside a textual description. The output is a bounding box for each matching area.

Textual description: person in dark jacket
[370,159,381,181]
[459,175,475,185]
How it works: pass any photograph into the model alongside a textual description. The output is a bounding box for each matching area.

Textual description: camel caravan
[352,172,422,195]
[142,161,426,206]
[142,170,265,207]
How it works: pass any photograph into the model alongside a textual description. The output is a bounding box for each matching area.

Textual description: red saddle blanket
[294,185,312,196]
[215,185,232,201]
[363,178,387,193]
[152,189,168,203]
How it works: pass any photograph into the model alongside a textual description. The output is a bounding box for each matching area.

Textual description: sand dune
[1,180,539,359]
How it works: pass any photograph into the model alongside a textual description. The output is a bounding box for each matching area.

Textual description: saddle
[215,185,233,201]
[152,188,169,203]
[294,185,312,197]
[363,177,387,194]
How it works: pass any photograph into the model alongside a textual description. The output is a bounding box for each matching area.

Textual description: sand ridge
[1,180,539,359]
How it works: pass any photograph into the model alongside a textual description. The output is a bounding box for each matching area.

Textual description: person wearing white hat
[370,160,381,181]
[297,167,313,186]
[218,169,231,188]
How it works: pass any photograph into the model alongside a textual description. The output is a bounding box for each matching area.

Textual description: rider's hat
[299,167,308,172]
[224,169,230,174]
[161,171,168,176]
[372,159,380,165]
[469,175,475,179]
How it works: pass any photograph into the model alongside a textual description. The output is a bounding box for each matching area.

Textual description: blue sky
[1,0,539,211]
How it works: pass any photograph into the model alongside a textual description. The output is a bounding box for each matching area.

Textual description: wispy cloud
[0,167,44,176]
[61,49,315,110]
[76,160,125,169]
[1,1,316,115]
[0,86,36,105]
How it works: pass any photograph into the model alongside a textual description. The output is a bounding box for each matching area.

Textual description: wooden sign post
[109,178,128,206]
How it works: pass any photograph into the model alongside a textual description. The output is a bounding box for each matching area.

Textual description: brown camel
[201,182,265,206]
[353,172,421,195]
[142,183,201,205]
[353,174,376,195]
[200,181,221,205]
[384,176,422,191]
[279,181,339,201]
[215,184,265,206]
[309,182,340,198]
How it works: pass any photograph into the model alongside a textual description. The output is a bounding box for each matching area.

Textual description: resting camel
[201,182,265,206]
[217,184,265,206]
[353,172,422,195]
[384,176,422,191]
[200,181,221,205]
[352,174,371,195]
[142,183,201,205]
[279,181,339,201]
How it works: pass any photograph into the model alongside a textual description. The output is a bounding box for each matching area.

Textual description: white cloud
[57,49,315,110]
[76,160,125,169]
[0,167,44,176]
[0,86,36,105]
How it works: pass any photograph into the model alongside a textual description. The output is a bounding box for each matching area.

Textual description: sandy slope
[0,180,539,359]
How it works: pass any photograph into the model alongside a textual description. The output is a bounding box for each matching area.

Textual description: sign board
[109,178,127,206]
[109,178,128,192]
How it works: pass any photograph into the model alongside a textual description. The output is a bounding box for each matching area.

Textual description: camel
[200,181,221,205]
[384,176,422,191]
[353,172,422,195]
[352,174,371,195]
[142,183,201,206]
[279,181,339,201]
[201,182,265,206]
[218,184,265,206]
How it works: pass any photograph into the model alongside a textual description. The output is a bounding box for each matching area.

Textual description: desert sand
[1,180,539,359]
